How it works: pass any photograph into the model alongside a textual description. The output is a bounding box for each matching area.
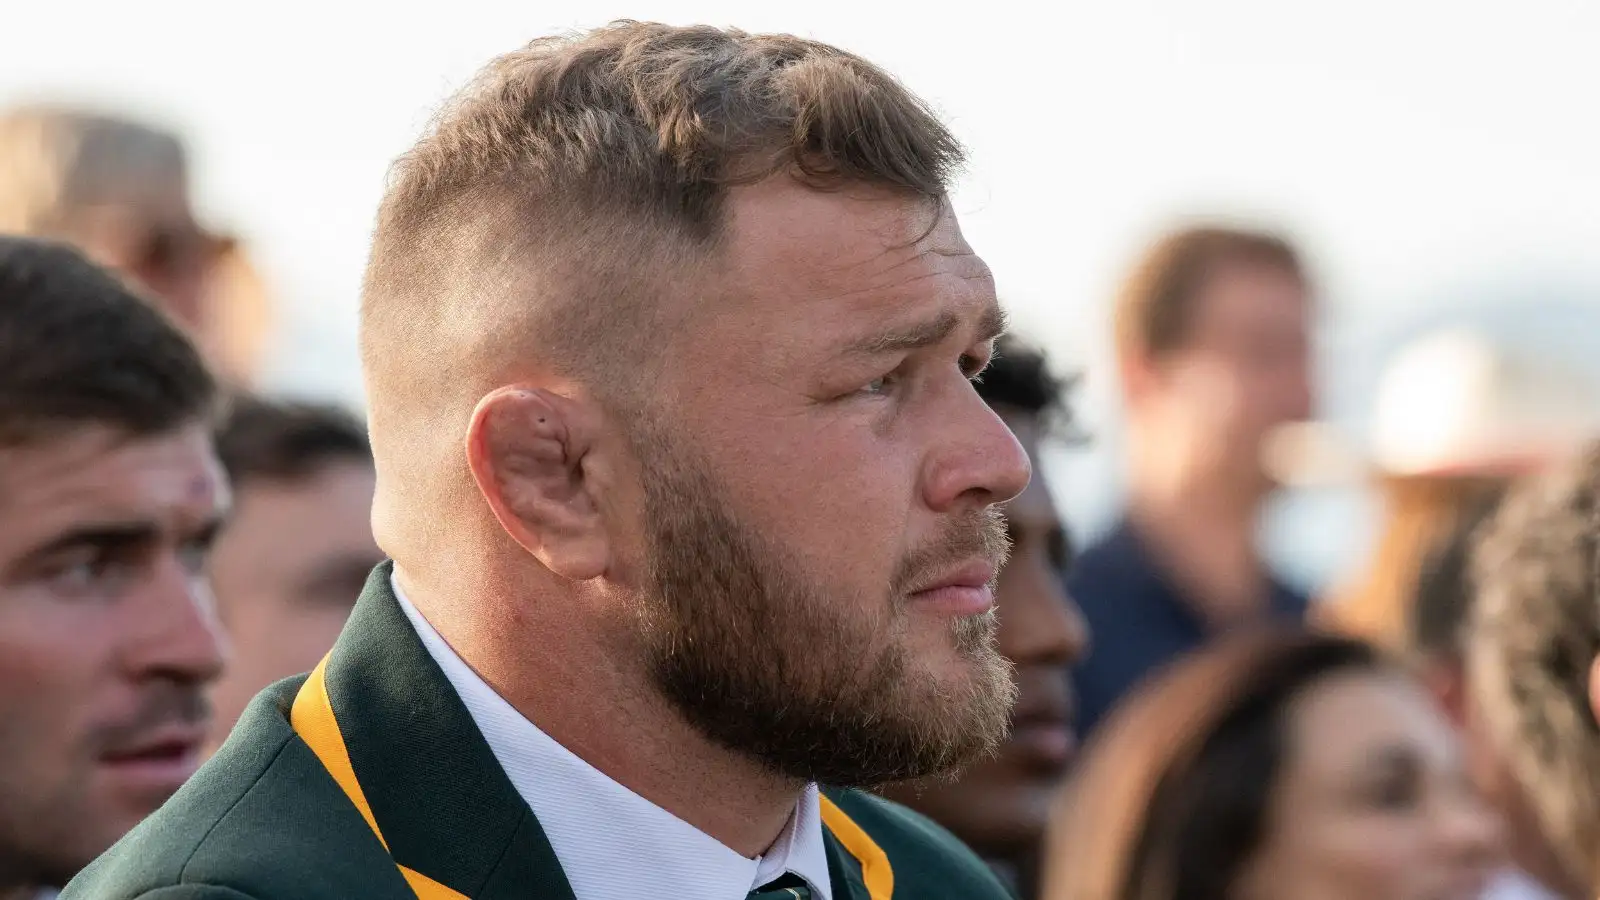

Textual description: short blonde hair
[358,21,969,560]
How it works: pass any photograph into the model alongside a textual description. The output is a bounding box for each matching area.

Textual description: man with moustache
[0,237,227,900]
[883,337,1090,899]
[69,21,1024,900]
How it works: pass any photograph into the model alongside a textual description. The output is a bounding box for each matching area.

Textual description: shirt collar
[392,575,833,900]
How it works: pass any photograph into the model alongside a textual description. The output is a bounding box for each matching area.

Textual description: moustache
[891,507,1011,597]
[92,681,211,756]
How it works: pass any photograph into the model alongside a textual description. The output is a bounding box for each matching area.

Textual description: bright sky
[6,0,1600,584]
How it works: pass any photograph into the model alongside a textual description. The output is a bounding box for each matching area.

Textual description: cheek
[1249,815,1429,900]
[728,426,916,594]
[229,597,348,682]
[0,595,114,772]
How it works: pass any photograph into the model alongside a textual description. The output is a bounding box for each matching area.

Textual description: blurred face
[79,175,227,336]
[881,410,1089,856]
[206,461,381,753]
[1234,669,1501,900]
[0,424,227,888]
[1149,262,1312,492]
[624,180,1030,785]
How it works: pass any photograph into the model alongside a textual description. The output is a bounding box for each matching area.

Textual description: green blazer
[65,564,1013,900]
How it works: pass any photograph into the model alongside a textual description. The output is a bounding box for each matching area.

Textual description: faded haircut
[359,20,969,541]
[1467,444,1600,889]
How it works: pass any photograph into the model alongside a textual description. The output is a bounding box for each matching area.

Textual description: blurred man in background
[205,395,380,754]
[1068,226,1314,737]
[1464,445,1600,900]
[0,237,226,900]
[0,105,270,384]
[882,337,1090,899]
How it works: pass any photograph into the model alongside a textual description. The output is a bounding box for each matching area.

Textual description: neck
[1126,435,1273,625]
[398,565,804,859]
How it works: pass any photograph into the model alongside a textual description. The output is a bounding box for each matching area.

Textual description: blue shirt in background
[1066,519,1310,739]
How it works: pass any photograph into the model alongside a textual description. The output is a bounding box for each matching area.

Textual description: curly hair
[1467,443,1600,889]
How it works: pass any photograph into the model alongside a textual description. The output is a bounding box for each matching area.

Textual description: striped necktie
[747,872,812,900]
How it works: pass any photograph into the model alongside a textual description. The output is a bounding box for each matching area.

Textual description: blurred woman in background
[1042,630,1500,900]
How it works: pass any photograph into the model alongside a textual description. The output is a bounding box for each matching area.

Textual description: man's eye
[178,541,211,576]
[860,373,898,396]
[46,551,124,592]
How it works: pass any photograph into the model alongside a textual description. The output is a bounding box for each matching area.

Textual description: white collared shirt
[393,577,833,900]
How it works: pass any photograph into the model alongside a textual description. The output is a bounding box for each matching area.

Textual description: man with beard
[882,337,1090,899]
[0,237,227,900]
[68,21,1025,900]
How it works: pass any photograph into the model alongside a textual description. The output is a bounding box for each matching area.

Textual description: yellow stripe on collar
[819,794,894,900]
[291,652,894,900]
[290,655,467,899]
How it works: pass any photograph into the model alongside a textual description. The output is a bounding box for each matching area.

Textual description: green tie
[747,872,813,900]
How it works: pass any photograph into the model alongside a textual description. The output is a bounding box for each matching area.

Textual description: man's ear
[465,385,609,581]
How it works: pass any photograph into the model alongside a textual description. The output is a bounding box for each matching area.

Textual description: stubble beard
[632,433,1017,788]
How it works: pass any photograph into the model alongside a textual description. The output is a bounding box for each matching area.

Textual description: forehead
[1190,263,1308,336]
[216,461,378,578]
[1285,669,1459,776]
[0,425,225,552]
[713,178,994,332]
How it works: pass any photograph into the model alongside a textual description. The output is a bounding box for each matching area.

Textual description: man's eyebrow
[842,303,1008,358]
[20,521,161,563]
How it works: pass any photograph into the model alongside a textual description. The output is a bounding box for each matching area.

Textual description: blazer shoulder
[824,788,1013,899]
[66,679,407,900]
[127,886,261,900]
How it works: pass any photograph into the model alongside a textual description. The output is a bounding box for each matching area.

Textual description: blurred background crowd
[6,2,1600,900]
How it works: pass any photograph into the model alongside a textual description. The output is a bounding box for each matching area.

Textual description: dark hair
[0,235,215,445]
[1405,486,1505,658]
[1044,630,1382,900]
[215,393,370,486]
[974,335,1077,433]
[1114,226,1304,365]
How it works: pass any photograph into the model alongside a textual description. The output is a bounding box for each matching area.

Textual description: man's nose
[922,397,1031,512]
[120,556,228,687]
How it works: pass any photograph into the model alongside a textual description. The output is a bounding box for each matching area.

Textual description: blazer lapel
[824,830,872,900]
[320,562,576,900]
